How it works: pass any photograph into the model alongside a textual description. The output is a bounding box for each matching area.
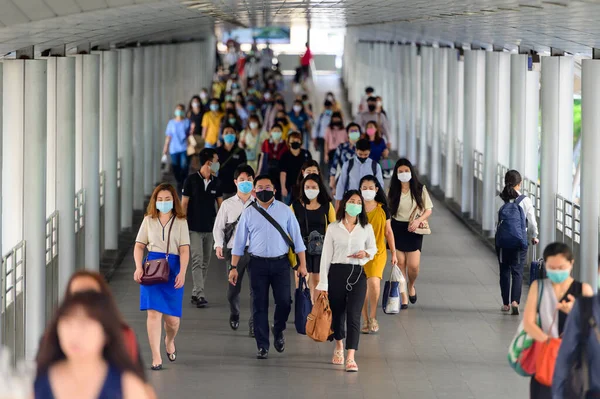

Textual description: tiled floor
[109,195,530,399]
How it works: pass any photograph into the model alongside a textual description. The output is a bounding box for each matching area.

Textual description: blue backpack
[495,195,528,250]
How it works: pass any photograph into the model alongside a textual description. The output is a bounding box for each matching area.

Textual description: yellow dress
[364,202,388,279]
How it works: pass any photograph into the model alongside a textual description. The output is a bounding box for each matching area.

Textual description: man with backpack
[334,139,383,210]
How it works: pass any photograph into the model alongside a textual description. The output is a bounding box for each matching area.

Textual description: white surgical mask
[397,172,412,183]
[361,189,376,201]
[293,105,302,113]
[200,92,207,100]
[192,101,200,108]
[305,189,320,200]
[249,122,258,129]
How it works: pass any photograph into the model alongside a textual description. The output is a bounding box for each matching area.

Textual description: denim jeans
[170,151,189,192]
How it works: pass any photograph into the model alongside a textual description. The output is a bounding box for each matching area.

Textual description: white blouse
[316,221,377,291]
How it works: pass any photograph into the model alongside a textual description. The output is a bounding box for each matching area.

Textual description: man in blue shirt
[230,175,307,359]
[312,100,333,169]
[163,103,191,193]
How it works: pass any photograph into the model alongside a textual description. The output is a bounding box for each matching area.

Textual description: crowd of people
[30,46,600,399]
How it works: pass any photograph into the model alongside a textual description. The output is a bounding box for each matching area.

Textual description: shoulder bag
[251,202,298,268]
[409,206,431,235]
[303,204,327,256]
[140,217,173,285]
[535,312,561,386]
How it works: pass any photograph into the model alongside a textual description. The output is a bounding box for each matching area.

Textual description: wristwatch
[229,265,237,271]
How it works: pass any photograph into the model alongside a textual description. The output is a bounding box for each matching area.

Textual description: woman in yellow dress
[359,175,398,333]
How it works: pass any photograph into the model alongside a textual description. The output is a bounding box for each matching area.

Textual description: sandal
[332,349,344,365]
[501,305,510,312]
[361,320,370,334]
[369,318,379,333]
[345,359,358,372]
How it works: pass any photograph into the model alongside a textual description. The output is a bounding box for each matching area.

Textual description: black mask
[357,156,369,164]
[256,190,274,203]
[277,118,287,124]
[368,104,376,112]
[290,142,302,150]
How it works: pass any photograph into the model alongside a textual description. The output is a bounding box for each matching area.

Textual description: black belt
[250,254,288,261]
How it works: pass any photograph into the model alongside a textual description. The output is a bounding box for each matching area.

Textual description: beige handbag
[409,207,431,235]
[186,135,198,156]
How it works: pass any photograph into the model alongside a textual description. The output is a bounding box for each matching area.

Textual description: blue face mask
[210,104,219,112]
[324,109,333,116]
[174,109,185,118]
[237,180,253,194]
[156,200,173,214]
[223,134,236,144]
[546,268,571,284]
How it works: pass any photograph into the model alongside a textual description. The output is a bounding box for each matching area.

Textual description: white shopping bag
[383,266,404,314]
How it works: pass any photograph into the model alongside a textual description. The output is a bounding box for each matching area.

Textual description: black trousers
[497,247,527,305]
[226,248,253,328]
[328,263,367,350]
[248,256,291,350]
[315,138,326,171]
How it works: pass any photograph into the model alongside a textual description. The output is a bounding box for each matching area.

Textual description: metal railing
[454,139,463,204]
[496,163,509,194]
[75,189,85,270]
[523,178,541,224]
[440,133,447,193]
[555,194,581,275]
[117,159,122,189]
[100,171,106,253]
[45,212,59,319]
[473,150,484,225]
[1,241,26,366]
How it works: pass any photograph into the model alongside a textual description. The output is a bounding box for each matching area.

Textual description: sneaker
[190,296,199,305]
[196,297,208,308]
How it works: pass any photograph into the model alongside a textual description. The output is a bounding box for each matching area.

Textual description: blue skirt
[140,252,184,317]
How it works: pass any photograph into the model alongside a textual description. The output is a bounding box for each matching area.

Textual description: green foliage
[573,99,582,147]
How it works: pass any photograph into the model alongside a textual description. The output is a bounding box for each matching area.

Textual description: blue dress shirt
[334,156,384,200]
[166,118,191,154]
[232,200,306,257]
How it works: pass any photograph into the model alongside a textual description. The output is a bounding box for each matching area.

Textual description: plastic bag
[382,266,404,314]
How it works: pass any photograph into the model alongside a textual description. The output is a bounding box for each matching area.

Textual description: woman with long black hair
[388,159,433,308]
[495,170,539,315]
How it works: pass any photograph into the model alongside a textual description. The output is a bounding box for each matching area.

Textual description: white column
[119,49,134,228]
[446,48,459,199]
[101,51,118,250]
[412,46,421,163]
[143,46,154,195]
[461,50,486,216]
[524,69,540,182]
[540,56,574,249]
[133,47,145,210]
[431,47,440,186]
[419,47,432,176]
[510,54,528,172]
[580,58,600,289]
[407,45,418,160]
[153,46,162,184]
[2,59,47,359]
[396,45,405,155]
[48,57,76,295]
[0,63,2,261]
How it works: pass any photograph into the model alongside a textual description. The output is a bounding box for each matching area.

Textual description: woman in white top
[495,170,539,315]
[315,190,377,373]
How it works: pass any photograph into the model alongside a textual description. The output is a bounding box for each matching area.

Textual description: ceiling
[0,0,599,56]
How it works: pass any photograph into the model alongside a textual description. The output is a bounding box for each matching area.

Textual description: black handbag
[223,214,242,245]
[302,205,326,256]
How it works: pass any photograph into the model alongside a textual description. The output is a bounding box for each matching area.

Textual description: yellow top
[363,203,388,279]
[393,186,433,222]
[201,111,224,145]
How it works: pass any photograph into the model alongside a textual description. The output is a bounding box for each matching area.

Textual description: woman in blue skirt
[134,183,190,371]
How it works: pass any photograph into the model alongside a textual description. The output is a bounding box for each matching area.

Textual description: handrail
[496,163,509,194]
[117,158,122,189]
[75,189,85,232]
[45,211,59,316]
[473,150,483,180]
[1,240,26,366]
[99,171,106,207]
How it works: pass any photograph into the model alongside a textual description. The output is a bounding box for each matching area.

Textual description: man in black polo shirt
[216,125,247,199]
[182,148,223,308]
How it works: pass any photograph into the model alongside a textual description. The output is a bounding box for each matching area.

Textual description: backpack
[344,157,378,193]
[495,195,528,250]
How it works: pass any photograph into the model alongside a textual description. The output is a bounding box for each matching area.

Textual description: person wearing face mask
[325,92,342,114]
[258,125,288,200]
[375,96,387,117]
[216,126,247,199]
[246,99,263,124]
[230,175,307,359]
[182,148,224,308]
[279,132,312,204]
[261,91,274,120]
[388,158,432,308]
[522,243,593,398]
[301,94,313,118]
[202,99,224,149]
[355,96,390,145]
[213,165,256,336]
[334,139,383,208]
[199,88,210,108]
[293,160,322,202]
[329,123,362,196]
[220,111,243,142]
[274,111,297,141]
[324,112,347,166]
[290,174,336,302]
[364,121,388,164]
[133,183,190,370]
[163,104,192,194]
[239,116,268,171]
[265,99,286,132]
[312,100,334,169]
[187,95,205,137]
[358,86,375,114]
[288,100,311,148]
[315,190,377,372]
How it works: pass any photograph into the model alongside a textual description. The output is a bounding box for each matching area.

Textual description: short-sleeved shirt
[280,149,312,190]
[216,145,247,194]
[183,173,223,232]
[261,139,288,161]
[201,111,224,145]
[166,119,191,154]
[135,215,190,255]
[369,139,387,163]
[288,111,309,133]
[393,186,434,222]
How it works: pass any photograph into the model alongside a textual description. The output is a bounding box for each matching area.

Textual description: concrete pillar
[446,48,459,199]
[133,47,145,210]
[396,45,406,155]
[510,54,528,172]
[119,49,134,229]
[47,57,76,295]
[143,46,154,196]
[2,59,47,359]
[419,47,432,176]
[153,46,162,184]
[578,59,599,288]
[101,51,118,250]
[524,70,540,182]
[431,47,448,188]
[540,56,574,250]
[408,45,418,161]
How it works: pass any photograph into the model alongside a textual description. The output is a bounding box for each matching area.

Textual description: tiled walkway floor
[109,196,530,399]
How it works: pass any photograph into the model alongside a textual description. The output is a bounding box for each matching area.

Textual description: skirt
[391,219,424,253]
[140,252,184,317]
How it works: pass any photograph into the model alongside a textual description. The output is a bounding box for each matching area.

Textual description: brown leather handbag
[140,217,174,286]
[306,291,333,342]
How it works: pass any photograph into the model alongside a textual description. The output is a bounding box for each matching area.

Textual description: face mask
[249,122,259,129]
[326,96,334,101]
[210,161,220,174]
[368,104,376,112]
[348,131,360,142]
[174,109,185,118]
[192,102,200,109]
[303,100,309,105]
[357,156,368,164]
[232,83,239,89]
[210,104,219,112]
[277,118,287,125]
[248,105,256,111]
[366,127,377,137]
[376,101,382,107]
[271,132,282,141]
[156,200,173,214]
[223,134,236,144]
[237,180,253,194]
[293,105,302,113]
[324,109,332,116]
[305,189,320,200]
[361,190,376,201]
[228,118,237,125]
[264,93,271,100]
[546,268,571,284]
[332,120,342,127]
[256,189,274,203]
[345,203,362,217]
[397,172,412,183]
[290,142,302,150]
[200,92,207,100]
[225,95,233,102]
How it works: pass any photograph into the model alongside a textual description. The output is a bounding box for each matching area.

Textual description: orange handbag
[535,313,561,386]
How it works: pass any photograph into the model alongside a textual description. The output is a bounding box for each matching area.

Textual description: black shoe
[401,304,408,310]
[409,288,417,304]
[273,331,285,353]
[191,296,199,305]
[229,314,240,330]
[196,297,208,308]
[249,328,255,338]
[150,364,163,371]
[256,348,269,359]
